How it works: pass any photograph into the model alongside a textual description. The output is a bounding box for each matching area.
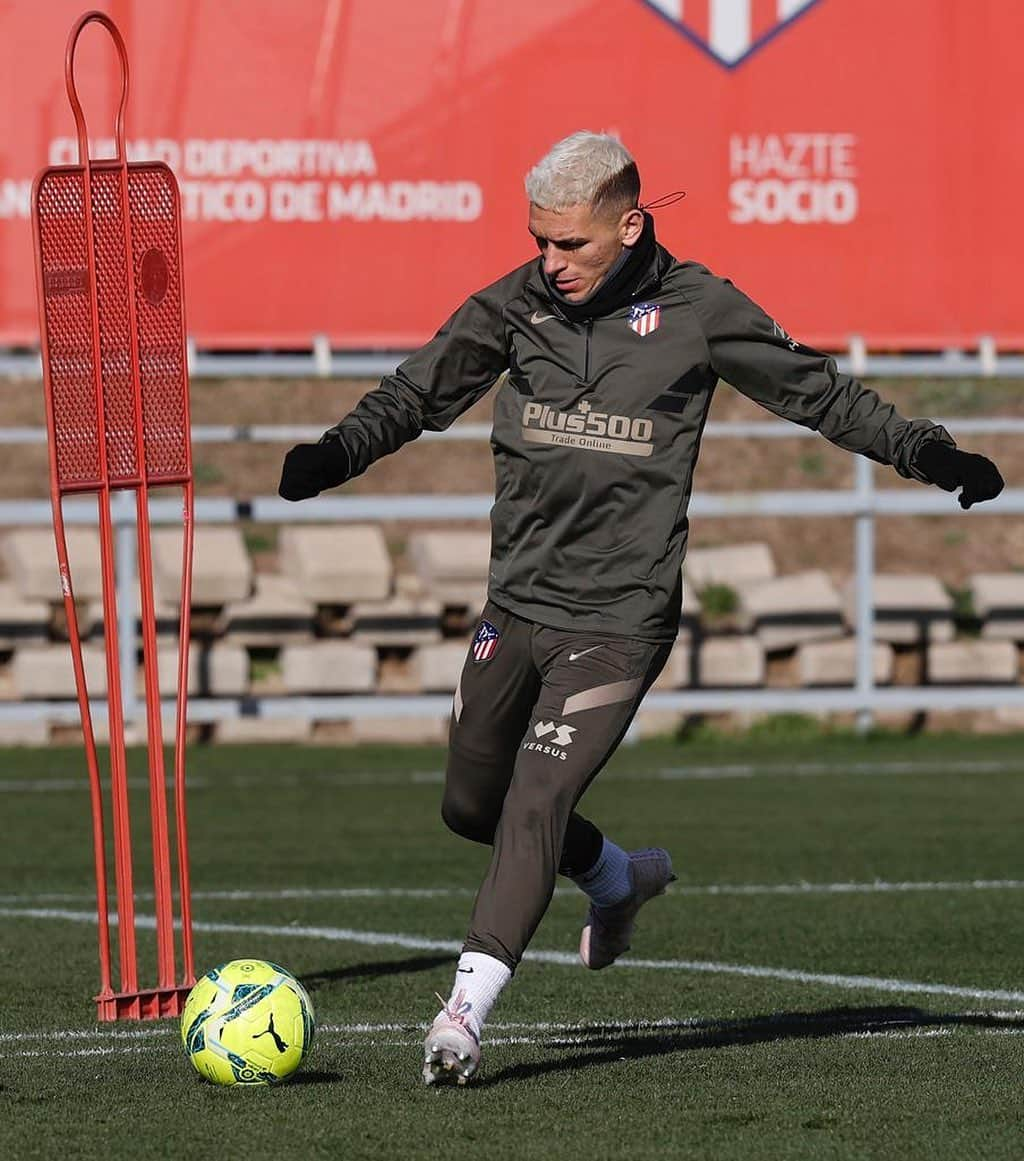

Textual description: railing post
[854,455,875,733]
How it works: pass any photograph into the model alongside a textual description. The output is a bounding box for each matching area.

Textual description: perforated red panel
[127,165,189,484]
[35,169,102,491]
[90,166,139,485]
[34,161,190,495]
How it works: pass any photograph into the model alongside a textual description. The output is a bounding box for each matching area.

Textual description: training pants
[443,600,672,970]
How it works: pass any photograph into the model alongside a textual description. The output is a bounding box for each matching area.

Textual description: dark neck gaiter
[541,211,658,323]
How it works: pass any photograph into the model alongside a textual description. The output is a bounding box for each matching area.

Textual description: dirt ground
[3,372,1021,587]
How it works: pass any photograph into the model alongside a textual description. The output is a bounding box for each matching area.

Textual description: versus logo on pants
[522,720,578,761]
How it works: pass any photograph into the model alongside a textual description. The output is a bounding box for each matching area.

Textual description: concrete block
[0,720,51,746]
[654,638,695,689]
[279,525,392,604]
[414,641,469,692]
[927,640,1019,684]
[153,526,253,607]
[13,644,108,698]
[631,710,685,740]
[970,573,1024,641]
[993,704,1024,729]
[350,715,448,745]
[655,636,764,688]
[0,582,51,648]
[683,542,775,589]
[408,531,491,605]
[214,716,313,744]
[395,572,427,598]
[697,637,765,687]
[842,574,954,644]
[740,570,845,650]
[281,641,377,693]
[139,643,249,698]
[2,527,103,602]
[797,639,894,686]
[144,645,200,698]
[219,575,315,645]
[350,595,443,647]
[85,595,180,641]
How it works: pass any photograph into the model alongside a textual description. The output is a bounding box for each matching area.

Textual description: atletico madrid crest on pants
[628,303,661,336]
[472,619,500,661]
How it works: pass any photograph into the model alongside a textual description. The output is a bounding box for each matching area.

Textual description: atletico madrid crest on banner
[472,619,500,662]
[628,303,661,337]
[640,0,822,69]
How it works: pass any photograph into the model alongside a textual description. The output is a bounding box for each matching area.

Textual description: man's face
[528,202,642,302]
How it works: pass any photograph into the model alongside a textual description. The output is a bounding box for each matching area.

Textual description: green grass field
[2,729,1023,1160]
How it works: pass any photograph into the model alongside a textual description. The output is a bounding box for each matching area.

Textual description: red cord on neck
[640,190,687,211]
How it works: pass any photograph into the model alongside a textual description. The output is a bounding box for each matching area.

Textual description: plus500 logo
[522,402,653,441]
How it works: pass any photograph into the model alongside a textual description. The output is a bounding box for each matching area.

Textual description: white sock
[439,952,511,1041]
[572,838,633,907]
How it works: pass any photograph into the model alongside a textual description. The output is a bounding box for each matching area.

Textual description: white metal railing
[3,337,1024,380]
[2,416,1024,447]
[1,417,1022,732]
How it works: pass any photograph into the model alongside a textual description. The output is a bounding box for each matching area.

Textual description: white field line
[3,905,1024,1006]
[7,1017,1022,1060]
[643,758,1024,781]
[2,878,1023,908]
[0,777,210,793]
[3,757,1023,795]
[10,1027,1024,1061]
[8,1013,1022,1048]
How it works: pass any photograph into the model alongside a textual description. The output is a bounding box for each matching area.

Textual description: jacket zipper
[584,321,593,381]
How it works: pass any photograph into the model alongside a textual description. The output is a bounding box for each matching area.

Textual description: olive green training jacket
[323,229,953,642]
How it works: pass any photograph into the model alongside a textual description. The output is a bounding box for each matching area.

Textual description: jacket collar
[532,211,664,324]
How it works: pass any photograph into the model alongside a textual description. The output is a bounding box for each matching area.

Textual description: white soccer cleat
[579,847,676,970]
[421,991,481,1086]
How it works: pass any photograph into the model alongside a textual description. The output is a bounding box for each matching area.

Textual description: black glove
[914,440,1004,509]
[278,439,350,501]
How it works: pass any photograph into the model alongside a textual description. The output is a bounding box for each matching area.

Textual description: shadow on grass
[301,954,453,991]
[476,1005,1024,1087]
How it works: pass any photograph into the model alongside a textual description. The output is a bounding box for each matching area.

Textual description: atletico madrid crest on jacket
[472,619,500,662]
[628,303,661,337]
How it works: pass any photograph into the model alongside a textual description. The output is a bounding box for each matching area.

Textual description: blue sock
[572,838,632,907]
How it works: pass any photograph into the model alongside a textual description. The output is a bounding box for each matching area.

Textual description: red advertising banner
[1,0,1021,351]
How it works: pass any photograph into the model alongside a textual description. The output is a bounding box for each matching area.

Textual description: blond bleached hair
[524,131,641,219]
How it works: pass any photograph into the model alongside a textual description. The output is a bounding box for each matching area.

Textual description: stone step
[152,526,253,607]
[739,570,845,651]
[413,640,469,692]
[655,636,765,688]
[279,525,392,604]
[927,640,1019,684]
[842,574,954,643]
[797,638,894,686]
[349,595,443,647]
[213,716,314,744]
[0,582,51,648]
[280,641,377,693]
[683,541,776,589]
[407,530,490,607]
[2,527,103,602]
[12,644,108,698]
[144,643,250,698]
[970,573,1024,641]
[218,575,315,645]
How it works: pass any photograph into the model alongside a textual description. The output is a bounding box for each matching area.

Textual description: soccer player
[278,132,1004,1085]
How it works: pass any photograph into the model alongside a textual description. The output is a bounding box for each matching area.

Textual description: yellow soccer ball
[181,959,315,1086]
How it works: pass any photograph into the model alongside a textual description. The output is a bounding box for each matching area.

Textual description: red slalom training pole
[31,10,196,1020]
